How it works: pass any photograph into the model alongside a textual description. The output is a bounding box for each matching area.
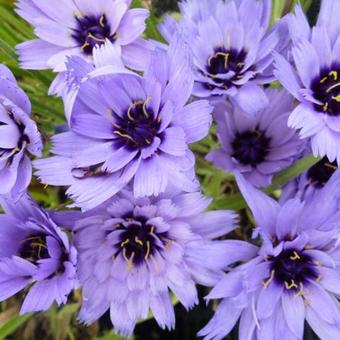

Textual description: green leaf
[270,0,286,25]
[0,313,32,339]
[213,155,320,210]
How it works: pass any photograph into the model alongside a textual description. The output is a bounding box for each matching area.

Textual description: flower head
[160,0,284,115]
[0,65,42,199]
[34,36,213,210]
[274,0,340,162]
[281,155,339,203]
[16,0,151,72]
[199,172,340,340]
[206,88,305,187]
[0,195,77,313]
[74,188,237,337]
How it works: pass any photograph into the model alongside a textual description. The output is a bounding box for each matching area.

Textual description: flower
[0,194,77,313]
[281,155,339,203]
[274,1,340,163]
[34,36,213,211]
[206,88,305,187]
[74,188,239,337]
[160,0,285,115]
[16,0,152,73]
[199,172,340,340]
[0,64,42,199]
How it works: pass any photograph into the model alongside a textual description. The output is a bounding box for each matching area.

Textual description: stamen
[81,41,90,51]
[332,95,340,102]
[326,82,340,93]
[149,226,155,234]
[289,251,301,261]
[323,102,329,112]
[99,15,105,28]
[135,237,143,246]
[142,97,152,118]
[157,116,161,124]
[87,32,106,43]
[113,131,137,144]
[330,70,338,81]
[284,280,298,290]
[262,269,275,288]
[120,238,130,247]
[144,240,151,260]
[294,282,305,298]
[325,162,338,170]
[320,76,328,84]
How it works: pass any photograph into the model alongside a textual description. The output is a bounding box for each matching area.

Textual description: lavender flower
[281,156,339,203]
[160,0,285,115]
[34,36,213,210]
[206,88,305,187]
[199,172,340,339]
[74,188,240,337]
[0,65,42,199]
[274,1,340,162]
[0,194,77,313]
[16,0,151,72]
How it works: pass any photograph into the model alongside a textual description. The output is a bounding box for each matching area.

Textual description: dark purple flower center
[18,234,50,264]
[114,216,168,267]
[311,67,340,116]
[265,249,319,291]
[231,129,271,166]
[71,15,116,55]
[204,47,248,90]
[0,110,29,164]
[113,100,161,150]
[307,156,337,188]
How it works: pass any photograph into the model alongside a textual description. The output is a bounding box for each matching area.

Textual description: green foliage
[0,313,32,339]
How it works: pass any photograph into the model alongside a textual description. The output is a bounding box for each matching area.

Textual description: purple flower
[281,156,339,203]
[199,172,340,339]
[206,88,305,187]
[0,65,42,199]
[34,36,213,210]
[274,1,340,162]
[16,0,152,73]
[160,0,285,115]
[74,188,238,336]
[0,194,77,313]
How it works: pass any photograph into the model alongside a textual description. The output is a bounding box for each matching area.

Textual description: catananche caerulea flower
[199,172,340,340]
[281,155,339,203]
[160,0,285,115]
[0,194,77,313]
[274,0,340,162]
[34,36,213,211]
[74,188,244,337]
[0,64,42,199]
[206,88,305,187]
[16,0,151,72]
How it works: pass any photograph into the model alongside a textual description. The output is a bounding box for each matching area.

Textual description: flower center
[72,14,116,55]
[311,68,340,116]
[205,47,247,89]
[113,99,161,150]
[231,129,271,166]
[114,216,168,267]
[264,249,319,291]
[18,234,49,264]
[307,156,338,188]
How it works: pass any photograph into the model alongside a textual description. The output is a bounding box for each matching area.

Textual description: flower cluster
[0,0,339,339]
